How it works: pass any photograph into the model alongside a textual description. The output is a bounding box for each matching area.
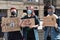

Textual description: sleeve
[56,18,59,26]
[35,15,40,26]
[53,14,59,25]
[21,15,27,19]
[53,14,58,19]
[57,17,60,32]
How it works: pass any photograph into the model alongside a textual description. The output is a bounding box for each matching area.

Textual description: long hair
[31,10,35,17]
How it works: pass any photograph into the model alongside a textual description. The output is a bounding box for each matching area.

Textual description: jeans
[33,28,39,40]
[4,32,8,40]
[44,27,58,40]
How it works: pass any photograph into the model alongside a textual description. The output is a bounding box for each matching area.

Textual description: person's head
[27,6,34,17]
[47,1,52,6]
[47,7,54,16]
[10,7,17,16]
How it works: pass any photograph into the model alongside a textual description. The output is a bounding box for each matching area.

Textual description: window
[0,9,7,17]
[0,0,23,2]
[44,0,56,6]
[28,0,32,2]
[56,9,60,16]
[0,9,7,21]
[35,0,38,2]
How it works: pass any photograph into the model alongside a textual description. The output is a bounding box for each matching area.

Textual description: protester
[19,6,40,40]
[8,7,21,40]
[43,7,58,40]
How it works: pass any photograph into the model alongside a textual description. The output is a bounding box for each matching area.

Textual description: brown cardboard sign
[1,17,20,32]
[21,18,35,28]
[43,15,56,27]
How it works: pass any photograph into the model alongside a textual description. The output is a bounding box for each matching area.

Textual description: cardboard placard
[1,17,20,32]
[21,18,35,28]
[43,15,56,27]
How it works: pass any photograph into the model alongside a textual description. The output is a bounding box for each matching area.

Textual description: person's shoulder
[33,15,39,19]
[53,14,58,16]
[33,15,37,17]
[21,15,28,19]
[53,14,58,19]
[47,15,49,17]
[51,5,55,7]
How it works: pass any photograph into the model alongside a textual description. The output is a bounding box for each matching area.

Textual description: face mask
[48,12,53,15]
[27,10,32,14]
[11,11,16,15]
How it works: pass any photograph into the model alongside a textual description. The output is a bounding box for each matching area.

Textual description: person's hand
[42,23,45,28]
[29,25,38,28]
[18,19,22,27]
[55,23,58,28]
[31,25,38,28]
[1,24,5,27]
[1,24,3,27]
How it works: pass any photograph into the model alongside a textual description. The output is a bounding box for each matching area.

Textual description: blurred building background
[0,0,44,20]
[0,0,60,19]
[0,0,60,40]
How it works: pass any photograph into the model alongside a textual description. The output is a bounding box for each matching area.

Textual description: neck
[28,14,31,17]
[11,15,15,17]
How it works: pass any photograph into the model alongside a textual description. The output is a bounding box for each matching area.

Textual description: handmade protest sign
[21,18,35,28]
[43,15,57,27]
[1,17,20,32]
